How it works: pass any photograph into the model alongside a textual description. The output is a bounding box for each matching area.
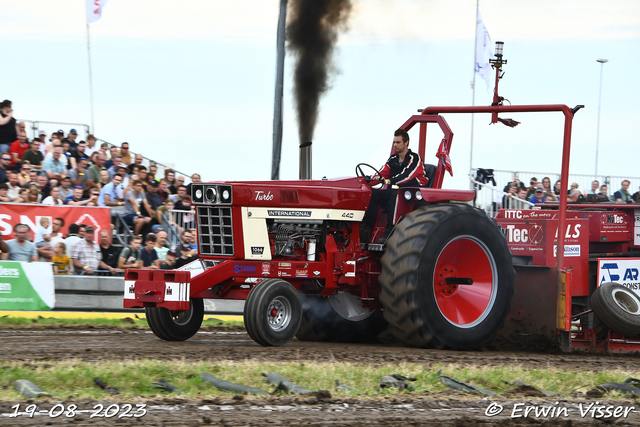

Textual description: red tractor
[124,42,640,353]
[124,164,513,349]
[123,113,515,350]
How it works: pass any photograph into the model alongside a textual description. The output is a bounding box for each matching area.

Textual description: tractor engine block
[269,221,323,257]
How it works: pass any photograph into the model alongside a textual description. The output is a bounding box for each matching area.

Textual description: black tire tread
[379,203,514,349]
[145,307,172,341]
[591,282,640,337]
[244,280,271,346]
[146,298,204,341]
[244,278,302,346]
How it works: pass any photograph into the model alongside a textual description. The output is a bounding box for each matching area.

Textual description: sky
[1,0,639,190]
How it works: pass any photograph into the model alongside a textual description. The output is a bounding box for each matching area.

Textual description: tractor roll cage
[399,103,580,269]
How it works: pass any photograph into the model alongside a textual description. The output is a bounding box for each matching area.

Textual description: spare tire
[591,282,640,337]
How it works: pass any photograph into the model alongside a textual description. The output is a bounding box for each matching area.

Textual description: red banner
[0,204,111,240]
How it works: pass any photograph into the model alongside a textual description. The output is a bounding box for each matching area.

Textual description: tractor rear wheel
[244,278,302,346]
[591,282,640,337]
[145,298,204,341]
[296,294,387,343]
[379,203,514,350]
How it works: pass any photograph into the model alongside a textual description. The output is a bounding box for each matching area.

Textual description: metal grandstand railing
[112,214,135,247]
[470,178,535,217]
[471,168,640,217]
[16,118,192,181]
[17,118,194,247]
[96,138,192,183]
[161,209,197,248]
[17,119,91,142]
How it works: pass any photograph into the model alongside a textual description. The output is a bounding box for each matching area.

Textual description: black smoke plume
[287,0,352,143]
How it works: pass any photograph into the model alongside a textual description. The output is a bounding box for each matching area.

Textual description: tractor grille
[197,206,234,256]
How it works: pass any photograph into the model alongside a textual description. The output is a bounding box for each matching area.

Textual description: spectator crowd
[0,99,203,274]
[493,176,640,210]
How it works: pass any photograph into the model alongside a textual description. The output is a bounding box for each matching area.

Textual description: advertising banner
[0,204,111,240]
[0,261,55,310]
[598,258,640,295]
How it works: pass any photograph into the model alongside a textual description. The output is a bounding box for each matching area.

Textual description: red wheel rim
[433,236,497,327]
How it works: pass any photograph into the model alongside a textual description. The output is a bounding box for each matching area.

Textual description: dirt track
[2,325,640,426]
[1,326,638,371]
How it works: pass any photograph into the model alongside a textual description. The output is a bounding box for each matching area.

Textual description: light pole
[595,58,608,176]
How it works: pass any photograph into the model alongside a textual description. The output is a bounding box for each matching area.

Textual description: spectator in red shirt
[9,131,29,168]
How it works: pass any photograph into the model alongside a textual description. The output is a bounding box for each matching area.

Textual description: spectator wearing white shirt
[49,217,65,248]
[41,186,65,205]
[71,225,116,275]
[63,223,82,257]
[85,134,97,157]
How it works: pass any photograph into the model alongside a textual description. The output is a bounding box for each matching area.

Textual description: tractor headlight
[415,191,423,201]
[404,190,412,200]
[205,187,217,203]
[192,185,204,203]
[220,186,232,203]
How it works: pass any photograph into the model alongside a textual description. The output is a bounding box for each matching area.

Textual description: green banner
[0,262,55,310]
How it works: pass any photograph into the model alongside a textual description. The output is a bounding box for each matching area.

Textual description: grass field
[0,315,637,402]
[0,359,637,400]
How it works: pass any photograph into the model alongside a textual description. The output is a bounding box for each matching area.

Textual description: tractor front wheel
[244,279,302,346]
[379,204,514,350]
[145,298,204,341]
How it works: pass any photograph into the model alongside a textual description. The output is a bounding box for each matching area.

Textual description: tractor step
[361,243,385,252]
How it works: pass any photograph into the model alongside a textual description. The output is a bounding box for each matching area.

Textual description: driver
[362,129,428,242]
[373,129,429,188]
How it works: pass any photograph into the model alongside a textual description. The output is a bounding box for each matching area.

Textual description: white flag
[86,0,109,24]
[475,11,493,93]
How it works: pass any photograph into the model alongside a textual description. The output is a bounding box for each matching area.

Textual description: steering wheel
[355,163,385,189]
[355,163,381,182]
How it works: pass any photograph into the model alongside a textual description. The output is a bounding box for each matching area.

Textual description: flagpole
[271,0,287,180]
[469,0,479,191]
[85,21,95,133]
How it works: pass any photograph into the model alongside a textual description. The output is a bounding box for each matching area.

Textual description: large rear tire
[379,204,514,350]
[295,294,387,343]
[591,282,640,337]
[145,298,204,341]
[244,278,302,346]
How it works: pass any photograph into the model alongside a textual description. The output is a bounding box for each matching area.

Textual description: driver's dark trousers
[362,189,398,230]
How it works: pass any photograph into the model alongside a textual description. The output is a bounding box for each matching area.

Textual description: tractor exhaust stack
[299,141,312,180]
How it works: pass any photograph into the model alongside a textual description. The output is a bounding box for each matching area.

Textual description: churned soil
[2,325,640,425]
[0,326,637,371]
[3,394,640,426]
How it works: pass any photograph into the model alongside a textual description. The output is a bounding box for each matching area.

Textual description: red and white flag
[86,0,109,24]
[437,139,453,177]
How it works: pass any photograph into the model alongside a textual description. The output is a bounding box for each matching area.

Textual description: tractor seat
[424,164,436,188]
